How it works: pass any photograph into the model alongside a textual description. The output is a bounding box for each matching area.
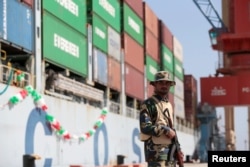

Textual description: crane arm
[193,0,226,30]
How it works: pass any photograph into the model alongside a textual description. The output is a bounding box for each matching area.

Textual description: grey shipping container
[93,47,108,85]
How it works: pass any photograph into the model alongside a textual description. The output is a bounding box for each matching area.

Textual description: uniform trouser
[147,160,176,167]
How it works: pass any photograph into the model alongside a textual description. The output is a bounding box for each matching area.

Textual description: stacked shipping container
[121,0,145,100]
[88,0,121,87]
[184,75,198,124]
[0,0,191,119]
[143,2,160,99]
[42,0,88,77]
[173,36,185,119]
[158,20,175,106]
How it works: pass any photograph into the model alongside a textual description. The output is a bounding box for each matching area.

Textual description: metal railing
[109,101,121,114]
[0,64,33,87]
[54,74,104,102]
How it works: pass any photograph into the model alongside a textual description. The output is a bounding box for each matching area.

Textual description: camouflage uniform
[140,95,176,167]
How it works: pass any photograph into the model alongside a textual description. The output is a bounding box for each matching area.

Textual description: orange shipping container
[123,0,143,19]
[122,33,144,73]
[125,64,144,100]
[159,20,173,51]
[143,2,159,38]
[108,56,121,91]
[145,28,159,62]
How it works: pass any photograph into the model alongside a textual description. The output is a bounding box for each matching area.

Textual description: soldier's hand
[165,128,176,139]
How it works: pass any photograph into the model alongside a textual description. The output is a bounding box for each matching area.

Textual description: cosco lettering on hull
[25,109,142,166]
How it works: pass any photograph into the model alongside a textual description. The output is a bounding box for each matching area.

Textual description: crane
[193,0,237,152]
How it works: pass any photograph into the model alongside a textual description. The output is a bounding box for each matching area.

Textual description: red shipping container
[122,33,144,73]
[143,2,159,38]
[145,28,159,62]
[159,20,173,51]
[231,0,250,34]
[237,74,250,105]
[125,64,144,100]
[123,0,143,19]
[108,56,121,91]
[200,76,238,106]
[184,90,197,108]
[20,0,33,8]
[184,74,197,92]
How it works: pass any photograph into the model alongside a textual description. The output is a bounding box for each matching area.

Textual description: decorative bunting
[3,72,108,143]
[6,84,108,143]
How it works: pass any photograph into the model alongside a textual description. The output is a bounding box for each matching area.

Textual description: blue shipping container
[0,0,34,52]
[93,47,108,85]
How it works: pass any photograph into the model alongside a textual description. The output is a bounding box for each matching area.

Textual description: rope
[0,69,14,95]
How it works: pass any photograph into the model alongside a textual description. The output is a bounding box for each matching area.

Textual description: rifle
[168,129,184,167]
[163,108,184,167]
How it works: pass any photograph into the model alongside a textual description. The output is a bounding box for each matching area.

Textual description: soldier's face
[154,81,171,95]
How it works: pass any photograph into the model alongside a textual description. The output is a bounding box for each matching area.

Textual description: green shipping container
[123,3,144,46]
[90,0,120,32]
[92,14,108,53]
[145,55,159,81]
[43,11,88,77]
[161,65,175,93]
[170,83,174,93]
[161,44,174,73]
[43,0,87,36]
[174,57,184,81]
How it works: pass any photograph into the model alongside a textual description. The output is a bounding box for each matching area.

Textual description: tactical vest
[140,96,174,145]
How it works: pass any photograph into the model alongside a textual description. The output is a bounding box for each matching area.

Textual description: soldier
[139,71,184,167]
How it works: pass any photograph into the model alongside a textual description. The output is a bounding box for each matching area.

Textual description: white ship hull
[0,84,198,167]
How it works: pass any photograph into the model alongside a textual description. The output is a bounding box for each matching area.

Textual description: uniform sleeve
[139,101,166,137]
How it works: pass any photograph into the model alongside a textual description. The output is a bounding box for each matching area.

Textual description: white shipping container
[108,26,121,61]
[173,36,183,62]
[174,76,184,99]
[174,95,185,119]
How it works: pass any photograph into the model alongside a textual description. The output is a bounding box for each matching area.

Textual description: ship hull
[0,84,197,167]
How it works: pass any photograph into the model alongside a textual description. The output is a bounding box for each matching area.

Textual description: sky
[144,0,249,150]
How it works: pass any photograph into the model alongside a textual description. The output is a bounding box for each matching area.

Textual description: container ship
[0,0,200,166]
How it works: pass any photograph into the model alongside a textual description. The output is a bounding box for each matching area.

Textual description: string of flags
[4,71,108,143]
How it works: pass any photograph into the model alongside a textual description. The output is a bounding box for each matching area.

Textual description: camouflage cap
[150,71,176,86]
